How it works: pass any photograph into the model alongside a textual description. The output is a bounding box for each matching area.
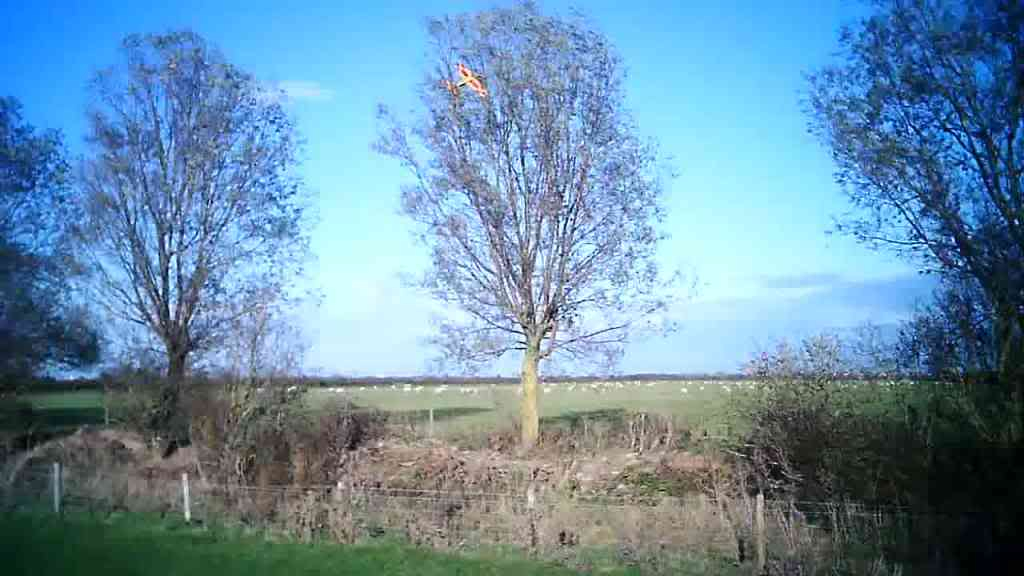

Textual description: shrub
[732,336,928,505]
[186,378,384,488]
[0,397,34,431]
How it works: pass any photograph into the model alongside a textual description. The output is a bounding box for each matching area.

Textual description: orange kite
[443,62,488,99]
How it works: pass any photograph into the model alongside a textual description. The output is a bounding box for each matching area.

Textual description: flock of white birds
[314,378,913,399]
[315,379,772,397]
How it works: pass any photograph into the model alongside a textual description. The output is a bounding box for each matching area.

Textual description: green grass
[306,379,742,438]
[6,378,930,441]
[318,377,935,441]
[22,390,106,410]
[0,511,648,576]
[1,391,106,432]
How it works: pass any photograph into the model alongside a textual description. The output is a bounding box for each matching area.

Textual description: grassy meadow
[7,377,936,442]
[305,379,743,439]
[2,391,106,433]
[1,512,614,576]
[303,377,931,440]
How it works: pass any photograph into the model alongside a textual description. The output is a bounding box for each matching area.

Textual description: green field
[0,512,601,576]
[305,380,744,438]
[5,379,930,439]
[1,391,106,432]
[23,390,106,410]
[305,378,927,438]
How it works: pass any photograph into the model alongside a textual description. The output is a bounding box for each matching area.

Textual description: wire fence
[4,460,945,574]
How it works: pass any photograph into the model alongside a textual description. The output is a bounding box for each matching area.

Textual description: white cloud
[266,80,336,103]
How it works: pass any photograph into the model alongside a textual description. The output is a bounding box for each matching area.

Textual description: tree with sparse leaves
[377,3,676,447]
[1,97,99,384]
[807,0,1024,438]
[73,32,311,432]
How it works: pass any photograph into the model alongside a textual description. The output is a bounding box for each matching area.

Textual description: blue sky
[1,1,935,376]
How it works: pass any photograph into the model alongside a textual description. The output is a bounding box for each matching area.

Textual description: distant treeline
[319,374,744,387]
[5,371,938,394]
[2,376,106,393]
[312,372,929,387]
[9,373,742,392]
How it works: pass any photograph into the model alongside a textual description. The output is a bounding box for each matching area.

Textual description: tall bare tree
[377,3,675,446]
[807,0,1024,436]
[74,32,311,428]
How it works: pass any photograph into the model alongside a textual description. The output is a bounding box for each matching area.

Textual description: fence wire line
[5,461,960,576]
[9,463,944,519]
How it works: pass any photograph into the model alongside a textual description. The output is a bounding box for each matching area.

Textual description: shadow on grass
[33,407,105,428]
[386,406,495,423]
[0,403,105,432]
[542,408,628,428]
[0,511,590,576]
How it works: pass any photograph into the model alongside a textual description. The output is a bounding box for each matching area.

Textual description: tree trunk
[166,345,189,407]
[994,308,1024,443]
[520,340,541,448]
[156,344,189,448]
[168,347,188,383]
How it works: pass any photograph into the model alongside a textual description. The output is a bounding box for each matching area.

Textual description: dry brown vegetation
[4,414,908,575]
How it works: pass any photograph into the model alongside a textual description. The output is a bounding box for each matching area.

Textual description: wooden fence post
[428,408,435,438]
[51,462,62,516]
[526,480,538,553]
[755,492,766,573]
[182,472,191,523]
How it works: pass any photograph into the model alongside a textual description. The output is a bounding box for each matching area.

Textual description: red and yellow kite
[443,62,488,99]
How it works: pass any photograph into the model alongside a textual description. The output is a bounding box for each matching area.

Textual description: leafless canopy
[74,31,311,380]
[377,3,675,372]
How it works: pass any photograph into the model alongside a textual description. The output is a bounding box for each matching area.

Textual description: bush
[186,378,385,488]
[0,397,34,431]
[732,336,928,504]
[731,334,1024,574]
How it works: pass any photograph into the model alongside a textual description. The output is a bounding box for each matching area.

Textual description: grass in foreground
[2,511,596,576]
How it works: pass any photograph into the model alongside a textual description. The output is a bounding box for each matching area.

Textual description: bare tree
[807,0,1024,436]
[210,288,315,403]
[377,3,676,446]
[73,32,311,431]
